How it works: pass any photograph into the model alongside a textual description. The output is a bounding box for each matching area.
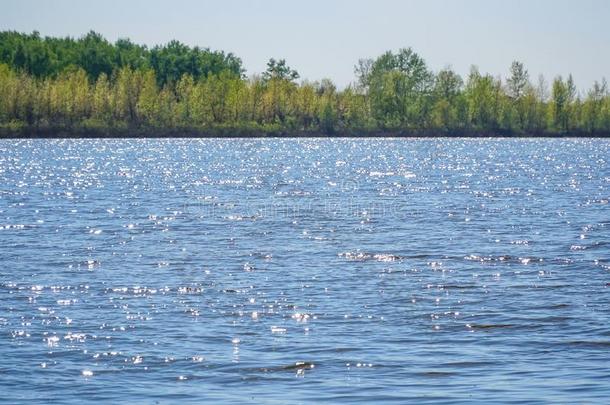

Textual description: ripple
[338,251,403,262]
[1,138,609,403]
[257,361,315,374]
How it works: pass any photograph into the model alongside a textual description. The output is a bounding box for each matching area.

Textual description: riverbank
[2,126,609,138]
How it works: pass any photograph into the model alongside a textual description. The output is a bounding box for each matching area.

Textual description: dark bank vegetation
[1,31,609,137]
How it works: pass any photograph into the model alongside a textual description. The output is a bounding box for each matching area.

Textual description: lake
[1,138,609,403]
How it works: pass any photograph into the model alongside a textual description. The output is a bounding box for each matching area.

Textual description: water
[1,138,609,403]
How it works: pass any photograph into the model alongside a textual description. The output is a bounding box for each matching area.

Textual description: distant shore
[2,127,609,139]
[3,32,610,141]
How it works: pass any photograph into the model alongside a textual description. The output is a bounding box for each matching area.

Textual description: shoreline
[2,127,610,139]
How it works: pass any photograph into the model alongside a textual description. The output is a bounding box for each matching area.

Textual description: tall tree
[505,61,530,131]
[432,67,465,130]
[362,48,434,129]
[465,67,502,131]
[262,59,299,83]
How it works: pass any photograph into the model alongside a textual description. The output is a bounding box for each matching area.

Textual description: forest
[1,30,609,137]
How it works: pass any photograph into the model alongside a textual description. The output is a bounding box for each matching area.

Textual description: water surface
[1,138,609,403]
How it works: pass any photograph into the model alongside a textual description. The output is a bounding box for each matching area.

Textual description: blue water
[1,138,609,403]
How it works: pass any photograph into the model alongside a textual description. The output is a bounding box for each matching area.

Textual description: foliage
[262,59,299,83]
[0,30,242,85]
[1,31,609,136]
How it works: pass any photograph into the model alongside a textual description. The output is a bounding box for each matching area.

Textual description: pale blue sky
[1,0,609,90]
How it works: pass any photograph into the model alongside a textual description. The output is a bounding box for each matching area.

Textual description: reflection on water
[0,138,609,403]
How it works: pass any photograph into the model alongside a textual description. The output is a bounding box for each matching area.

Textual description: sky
[1,0,609,91]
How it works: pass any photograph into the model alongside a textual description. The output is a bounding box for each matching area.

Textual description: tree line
[1,31,609,136]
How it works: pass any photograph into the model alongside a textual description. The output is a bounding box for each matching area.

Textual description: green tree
[550,76,577,133]
[360,48,434,129]
[262,59,300,124]
[91,73,113,125]
[78,31,116,80]
[465,67,502,131]
[432,67,465,131]
[338,86,372,131]
[136,69,160,127]
[262,58,299,83]
[581,79,607,133]
[318,100,336,134]
[505,61,530,132]
[114,67,146,124]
